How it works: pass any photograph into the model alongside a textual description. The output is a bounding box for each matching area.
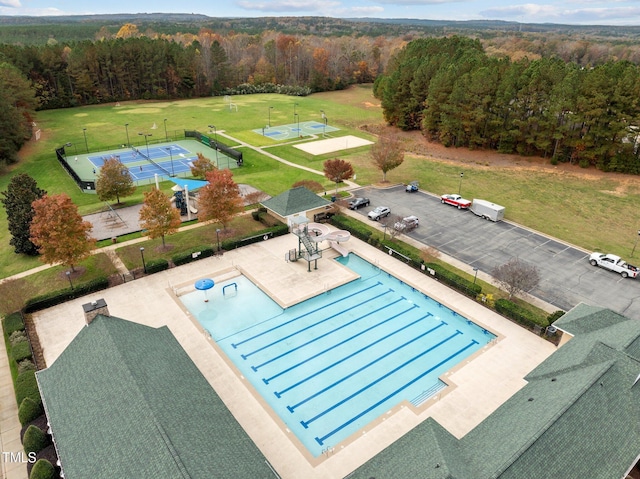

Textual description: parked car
[589,252,639,279]
[406,181,419,192]
[394,215,419,231]
[441,194,472,209]
[368,206,391,221]
[348,197,370,210]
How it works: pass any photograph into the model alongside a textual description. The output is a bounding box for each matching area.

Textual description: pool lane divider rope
[313,338,480,446]
[251,294,404,372]
[290,321,450,415]
[233,281,383,351]
[272,311,434,396]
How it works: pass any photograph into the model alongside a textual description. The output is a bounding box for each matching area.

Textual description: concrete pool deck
[32,231,556,479]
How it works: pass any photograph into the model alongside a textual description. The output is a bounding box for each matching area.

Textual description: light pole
[140,247,147,273]
[473,267,479,284]
[294,102,298,123]
[66,271,74,290]
[163,118,168,141]
[138,132,152,158]
[295,113,300,138]
[125,123,130,147]
[83,128,89,153]
[208,125,219,164]
[320,110,327,137]
[216,228,221,253]
[165,147,175,177]
[268,106,273,127]
[458,172,464,195]
[632,230,640,257]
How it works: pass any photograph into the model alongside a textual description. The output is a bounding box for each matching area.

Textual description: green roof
[37,315,274,479]
[261,186,330,217]
[350,303,640,478]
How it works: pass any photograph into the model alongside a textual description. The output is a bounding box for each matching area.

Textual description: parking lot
[349,185,640,319]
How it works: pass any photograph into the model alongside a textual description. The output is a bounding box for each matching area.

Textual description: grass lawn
[2,83,640,282]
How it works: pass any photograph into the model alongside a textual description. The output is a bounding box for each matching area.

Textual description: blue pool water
[180,254,495,457]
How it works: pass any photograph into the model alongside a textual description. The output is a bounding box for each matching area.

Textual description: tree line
[374,36,640,173]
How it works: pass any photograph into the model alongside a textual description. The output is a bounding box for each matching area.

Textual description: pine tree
[1,173,46,255]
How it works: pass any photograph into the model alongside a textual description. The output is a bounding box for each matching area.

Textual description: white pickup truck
[589,253,639,278]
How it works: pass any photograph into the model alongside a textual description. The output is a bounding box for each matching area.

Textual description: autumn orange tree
[96,157,136,204]
[30,194,96,271]
[323,158,354,193]
[198,169,243,229]
[139,188,182,248]
[189,153,216,179]
[370,134,405,182]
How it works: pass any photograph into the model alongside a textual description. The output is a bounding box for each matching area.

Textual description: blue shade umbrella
[195,278,215,302]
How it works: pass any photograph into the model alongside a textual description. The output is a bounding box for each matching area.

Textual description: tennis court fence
[56,146,96,192]
[185,130,243,166]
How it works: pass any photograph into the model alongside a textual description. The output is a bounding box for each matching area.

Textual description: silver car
[368,206,391,221]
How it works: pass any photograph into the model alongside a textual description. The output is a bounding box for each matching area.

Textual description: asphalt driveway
[348,185,640,318]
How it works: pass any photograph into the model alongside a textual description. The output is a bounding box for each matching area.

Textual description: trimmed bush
[547,310,565,325]
[145,258,170,274]
[330,215,372,242]
[426,263,482,297]
[221,224,289,250]
[11,341,32,362]
[15,370,41,406]
[172,246,215,266]
[3,312,25,335]
[24,277,109,313]
[18,359,36,374]
[495,298,547,328]
[22,425,50,455]
[18,397,44,426]
[9,330,28,345]
[29,459,56,479]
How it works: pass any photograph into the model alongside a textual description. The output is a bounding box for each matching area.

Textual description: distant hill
[1,14,639,45]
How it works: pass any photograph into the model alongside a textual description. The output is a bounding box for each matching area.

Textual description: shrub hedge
[22,425,49,455]
[495,298,547,328]
[172,246,215,266]
[221,224,289,250]
[144,258,169,274]
[547,310,565,324]
[426,263,482,297]
[330,215,372,242]
[29,459,56,479]
[24,277,109,313]
[18,397,44,427]
[3,312,25,335]
[9,330,28,345]
[11,341,32,362]
[15,370,41,406]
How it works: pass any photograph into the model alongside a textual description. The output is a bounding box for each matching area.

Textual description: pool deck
[32,231,556,479]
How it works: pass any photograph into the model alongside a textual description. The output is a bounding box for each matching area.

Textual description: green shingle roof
[261,186,330,217]
[350,303,640,479]
[37,315,274,479]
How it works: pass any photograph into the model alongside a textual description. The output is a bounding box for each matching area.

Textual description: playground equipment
[291,221,351,271]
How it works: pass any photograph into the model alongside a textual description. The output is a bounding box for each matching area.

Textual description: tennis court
[65,139,239,185]
[253,121,340,141]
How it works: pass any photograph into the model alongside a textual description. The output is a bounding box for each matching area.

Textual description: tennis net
[133,147,172,177]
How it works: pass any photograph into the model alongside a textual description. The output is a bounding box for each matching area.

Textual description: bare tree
[491,257,541,299]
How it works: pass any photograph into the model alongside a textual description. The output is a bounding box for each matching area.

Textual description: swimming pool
[180,254,495,457]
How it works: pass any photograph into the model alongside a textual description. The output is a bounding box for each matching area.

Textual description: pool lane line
[313,338,480,446]
[272,311,434,396]
[264,302,426,385]
[245,289,394,362]
[289,321,450,414]
[234,281,384,352]
[253,295,407,372]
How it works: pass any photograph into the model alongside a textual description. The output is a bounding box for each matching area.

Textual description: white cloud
[480,3,640,24]
[236,0,340,12]
[374,0,466,4]
[0,0,22,7]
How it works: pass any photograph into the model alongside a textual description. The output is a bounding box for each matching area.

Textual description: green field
[1,84,640,281]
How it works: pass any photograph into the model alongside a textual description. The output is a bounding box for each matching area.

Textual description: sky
[2,0,640,26]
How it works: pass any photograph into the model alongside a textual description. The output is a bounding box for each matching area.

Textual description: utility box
[470,199,505,222]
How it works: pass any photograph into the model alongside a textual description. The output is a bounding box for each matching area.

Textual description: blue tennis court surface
[253,120,339,140]
[180,254,495,457]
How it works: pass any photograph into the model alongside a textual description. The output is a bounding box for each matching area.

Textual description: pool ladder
[223,282,238,297]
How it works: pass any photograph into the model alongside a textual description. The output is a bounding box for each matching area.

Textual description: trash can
[331,196,336,202]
